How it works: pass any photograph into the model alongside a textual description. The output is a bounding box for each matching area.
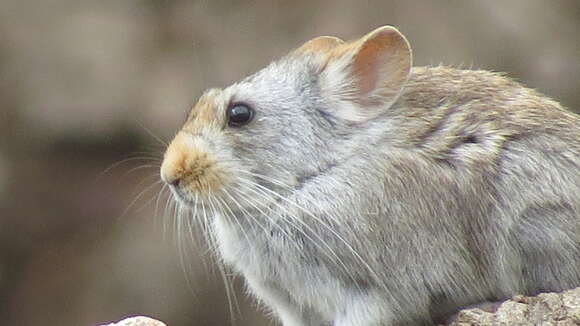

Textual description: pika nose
[161,167,181,186]
[160,158,183,186]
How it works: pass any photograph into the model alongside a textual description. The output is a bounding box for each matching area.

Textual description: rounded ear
[320,26,413,122]
[294,36,345,55]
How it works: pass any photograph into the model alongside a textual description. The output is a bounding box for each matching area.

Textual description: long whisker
[215,190,257,252]
[162,191,176,241]
[201,191,239,326]
[193,193,219,257]
[234,177,372,292]
[135,120,169,147]
[119,179,164,220]
[221,187,273,246]
[235,169,295,191]
[98,156,162,182]
[154,184,170,224]
[120,164,161,180]
[175,202,206,301]
[234,180,343,256]
[208,194,242,325]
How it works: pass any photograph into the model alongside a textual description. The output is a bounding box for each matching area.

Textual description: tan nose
[160,152,184,186]
[160,132,224,193]
[160,132,191,186]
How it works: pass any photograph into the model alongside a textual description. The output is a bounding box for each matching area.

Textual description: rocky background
[1,1,579,325]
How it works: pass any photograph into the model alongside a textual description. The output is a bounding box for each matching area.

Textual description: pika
[160,26,580,325]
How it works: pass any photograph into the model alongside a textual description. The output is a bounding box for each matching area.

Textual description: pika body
[160,26,580,325]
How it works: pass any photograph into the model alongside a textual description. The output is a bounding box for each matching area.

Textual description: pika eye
[227,103,254,127]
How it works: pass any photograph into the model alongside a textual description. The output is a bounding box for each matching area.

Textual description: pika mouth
[168,185,199,207]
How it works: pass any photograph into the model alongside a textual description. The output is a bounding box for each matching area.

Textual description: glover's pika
[160,26,580,325]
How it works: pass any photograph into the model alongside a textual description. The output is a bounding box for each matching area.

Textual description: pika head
[160,26,412,209]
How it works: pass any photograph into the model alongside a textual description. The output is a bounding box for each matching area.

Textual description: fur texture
[160,27,580,325]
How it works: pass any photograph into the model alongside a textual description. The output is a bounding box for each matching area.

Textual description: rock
[97,316,166,326]
[446,288,580,325]
[96,288,580,326]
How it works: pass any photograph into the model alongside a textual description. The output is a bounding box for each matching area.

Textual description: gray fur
[163,46,580,325]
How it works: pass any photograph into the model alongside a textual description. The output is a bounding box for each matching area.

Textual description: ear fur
[294,36,345,55]
[318,26,413,122]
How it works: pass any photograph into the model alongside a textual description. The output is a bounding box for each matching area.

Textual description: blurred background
[0,1,579,325]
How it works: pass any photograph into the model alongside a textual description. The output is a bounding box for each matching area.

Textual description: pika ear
[294,36,345,55]
[321,26,412,122]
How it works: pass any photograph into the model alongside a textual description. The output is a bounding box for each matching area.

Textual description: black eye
[227,103,254,127]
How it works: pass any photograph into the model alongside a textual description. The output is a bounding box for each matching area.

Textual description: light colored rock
[98,316,166,326]
[453,308,495,324]
[495,301,529,324]
[99,289,580,326]
[562,289,580,323]
[446,287,580,326]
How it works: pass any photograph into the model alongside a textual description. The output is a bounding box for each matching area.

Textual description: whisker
[235,177,372,292]
[120,164,161,180]
[215,191,254,243]
[130,172,162,189]
[235,169,295,191]
[119,179,164,221]
[135,120,169,147]
[188,194,214,274]
[208,194,241,325]
[174,203,206,301]
[161,192,172,237]
[132,181,165,214]
[198,192,239,325]
[96,156,161,182]
[228,186,292,241]
[154,184,170,225]
[199,194,219,279]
